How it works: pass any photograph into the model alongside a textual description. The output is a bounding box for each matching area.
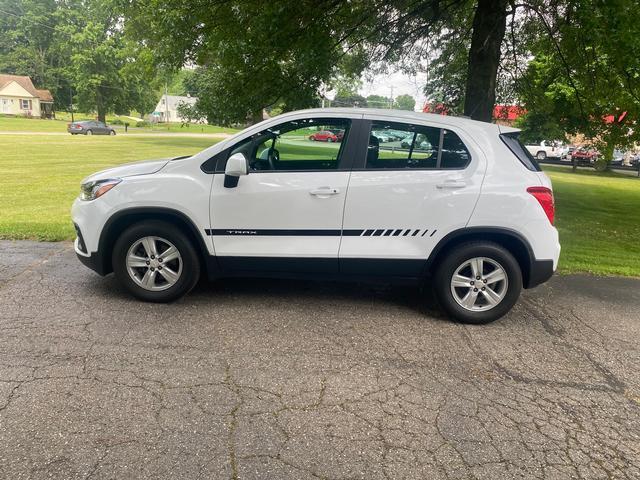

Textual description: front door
[209,116,357,274]
[0,98,10,113]
[339,118,485,276]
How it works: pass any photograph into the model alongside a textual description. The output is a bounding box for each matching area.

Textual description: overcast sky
[359,70,428,111]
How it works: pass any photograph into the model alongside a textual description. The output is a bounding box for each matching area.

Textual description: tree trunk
[463,0,509,122]
[97,106,107,124]
[96,87,107,123]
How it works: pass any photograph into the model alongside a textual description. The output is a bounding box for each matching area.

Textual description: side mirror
[224,153,248,188]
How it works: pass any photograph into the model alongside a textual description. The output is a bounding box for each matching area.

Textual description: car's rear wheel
[536,151,546,160]
[327,138,333,143]
[433,242,522,324]
[112,221,200,302]
[86,129,93,136]
[109,130,116,136]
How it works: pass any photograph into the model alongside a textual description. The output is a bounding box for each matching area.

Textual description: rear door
[209,115,363,274]
[339,117,486,276]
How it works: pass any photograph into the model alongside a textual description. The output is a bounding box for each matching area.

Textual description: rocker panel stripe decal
[205,228,434,237]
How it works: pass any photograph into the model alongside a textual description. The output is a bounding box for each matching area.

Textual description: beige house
[0,74,54,118]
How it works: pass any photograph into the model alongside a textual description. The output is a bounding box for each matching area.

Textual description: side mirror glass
[224,153,248,188]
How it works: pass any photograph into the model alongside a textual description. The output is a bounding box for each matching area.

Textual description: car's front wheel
[112,221,201,302]
[85,129,93,136]
[536,151,546,160]
[433,242,522,324]
[109,130,116,136]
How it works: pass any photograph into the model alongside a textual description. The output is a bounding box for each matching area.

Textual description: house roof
[35,89,54,102]
[0,74,39,97]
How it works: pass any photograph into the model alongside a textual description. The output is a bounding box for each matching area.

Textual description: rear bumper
[525,259,555,289]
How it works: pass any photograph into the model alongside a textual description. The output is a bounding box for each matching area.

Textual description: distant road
[0,131,233,138]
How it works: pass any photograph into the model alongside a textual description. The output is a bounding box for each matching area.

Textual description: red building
[422,103,526,125]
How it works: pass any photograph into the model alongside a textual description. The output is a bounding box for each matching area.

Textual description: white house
[153,94,200,123]
[0,74,54,118]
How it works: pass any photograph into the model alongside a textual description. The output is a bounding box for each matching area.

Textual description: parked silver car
[67,120,116,136]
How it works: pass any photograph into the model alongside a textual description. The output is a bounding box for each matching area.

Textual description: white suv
[72,108,560,323]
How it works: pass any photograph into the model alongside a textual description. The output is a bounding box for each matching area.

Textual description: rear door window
[365,121,471,170]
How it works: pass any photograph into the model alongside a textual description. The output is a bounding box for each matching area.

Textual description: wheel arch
[425,227,537,288]
[95,207,210,276]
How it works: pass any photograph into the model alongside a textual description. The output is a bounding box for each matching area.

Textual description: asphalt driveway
[0,240,639,479]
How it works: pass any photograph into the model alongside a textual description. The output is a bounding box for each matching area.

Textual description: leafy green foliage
[517,0,640,165]
[0,0,157,120]
[366,95,391,108]
[394,94,416,111]
[124,0,478,123]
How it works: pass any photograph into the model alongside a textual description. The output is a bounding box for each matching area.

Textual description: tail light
[527,186,555,225]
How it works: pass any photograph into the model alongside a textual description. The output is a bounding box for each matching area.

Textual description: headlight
[80,178,121,201]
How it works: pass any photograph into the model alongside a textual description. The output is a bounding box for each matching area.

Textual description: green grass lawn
[0,113,239,135]
[0,134,217,240]
[542,165,640,276]
[0,133,637,277]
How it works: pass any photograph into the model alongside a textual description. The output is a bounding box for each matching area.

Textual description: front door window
[228,118,350,172]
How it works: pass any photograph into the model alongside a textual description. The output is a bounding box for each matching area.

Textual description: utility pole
[389,86,394,109]
[164,83,169,123]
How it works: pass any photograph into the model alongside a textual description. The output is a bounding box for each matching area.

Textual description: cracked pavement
[0,240,639,479]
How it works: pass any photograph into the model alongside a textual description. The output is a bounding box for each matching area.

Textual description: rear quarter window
[500,133,541,171]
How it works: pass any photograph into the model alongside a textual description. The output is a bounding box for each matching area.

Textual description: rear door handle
[436,180,467,189]
[309,187,340,196]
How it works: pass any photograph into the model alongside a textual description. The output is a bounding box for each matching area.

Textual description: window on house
[20,99,32,110]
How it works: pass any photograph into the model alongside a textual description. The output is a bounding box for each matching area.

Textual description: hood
[81,158,171,184]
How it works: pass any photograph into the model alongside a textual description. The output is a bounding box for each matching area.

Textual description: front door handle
[309,187,340,196]
[436,180,467,189]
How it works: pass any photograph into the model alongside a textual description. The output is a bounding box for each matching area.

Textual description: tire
[112,220,201,302]
[536,151,546,160]
[109,130,116,136]
[327,138,333,143]
[86,129,93,136]
[309,136,315,141]
[432,242,523,324]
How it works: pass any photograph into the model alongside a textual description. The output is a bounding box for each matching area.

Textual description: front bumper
[72,197,111,275]
[75,240,108,276]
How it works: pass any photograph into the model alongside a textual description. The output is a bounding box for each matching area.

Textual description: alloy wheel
[126,236,182,291]
[450,257,508,311]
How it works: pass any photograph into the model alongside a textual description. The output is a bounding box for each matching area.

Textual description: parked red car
[309,130,339,142]
[571,148,599,165]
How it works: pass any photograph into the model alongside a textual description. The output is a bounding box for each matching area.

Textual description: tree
[0,0,73,111]
[58,3,157,122]
[0,0,157,121]
[394,94,416,111]
[366,95,391,108]
[124,0,516,123]
[516,0,640,168]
